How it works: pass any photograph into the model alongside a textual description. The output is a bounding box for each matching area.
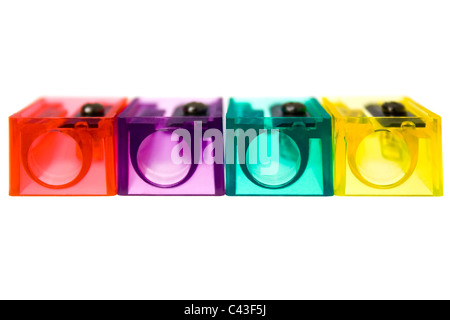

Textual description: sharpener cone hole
[355,130,412,185]
[28,131,83,186]
[137,131,191,186]
[246,131,301,186]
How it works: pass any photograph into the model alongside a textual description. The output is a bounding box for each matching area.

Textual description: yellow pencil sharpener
[322,97,443,196]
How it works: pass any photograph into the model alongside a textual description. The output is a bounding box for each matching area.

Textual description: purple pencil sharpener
[117,98,225,195]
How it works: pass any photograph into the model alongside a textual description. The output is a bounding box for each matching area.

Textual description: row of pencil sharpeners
[9,96,443,196]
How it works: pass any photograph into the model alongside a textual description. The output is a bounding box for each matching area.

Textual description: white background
[0,0,448,300]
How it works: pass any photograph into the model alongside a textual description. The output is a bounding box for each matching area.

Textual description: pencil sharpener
[225,97,333,196]
[9,97,127,195]
[117,98,225,195]
[322,96,443,196]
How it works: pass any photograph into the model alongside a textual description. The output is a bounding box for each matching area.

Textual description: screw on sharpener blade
[381,102,407,117]
[183,102,208,116]
[281,102,307,116]
[81,103,105,117]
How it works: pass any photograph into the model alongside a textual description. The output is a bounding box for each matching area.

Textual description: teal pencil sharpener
[225,97,333,196]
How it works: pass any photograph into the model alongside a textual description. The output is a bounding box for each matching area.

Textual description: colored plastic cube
[226,97,333,196]
[117,98,225,195]
[9,97,127,195]
[322,96,443,196]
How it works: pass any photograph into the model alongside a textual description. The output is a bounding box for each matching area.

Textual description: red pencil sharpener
[9,97,127,195]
